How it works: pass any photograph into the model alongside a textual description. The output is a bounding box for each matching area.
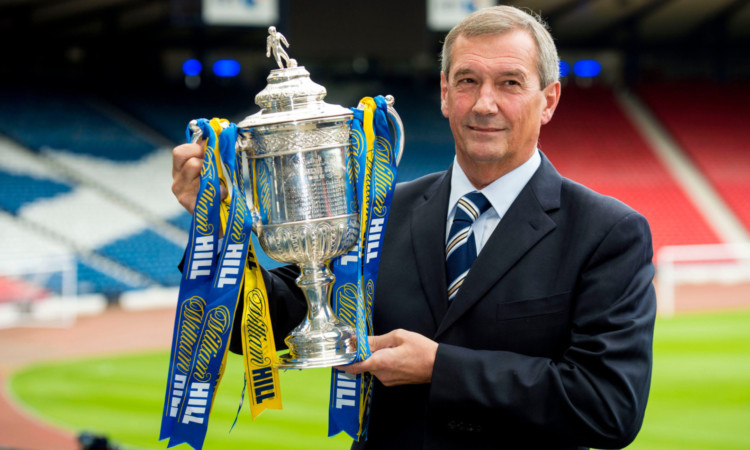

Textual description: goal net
[656,243,750,317]
[0,254,78,328]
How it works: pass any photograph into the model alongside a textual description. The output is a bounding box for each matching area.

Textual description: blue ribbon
[160,119,222,447]
[161,120,251,450]
[161,96,398,447]
[328,96,398,441]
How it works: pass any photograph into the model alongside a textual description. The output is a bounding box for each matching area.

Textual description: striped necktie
[446,191,491,302]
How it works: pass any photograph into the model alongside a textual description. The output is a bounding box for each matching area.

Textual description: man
[172,6,656,450]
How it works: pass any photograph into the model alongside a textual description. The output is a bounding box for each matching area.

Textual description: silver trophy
[235,28,404,369]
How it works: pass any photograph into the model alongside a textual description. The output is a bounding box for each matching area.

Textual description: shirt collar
[448,149,541,220]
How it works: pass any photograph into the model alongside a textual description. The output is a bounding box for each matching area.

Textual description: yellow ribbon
[209,117,283,419]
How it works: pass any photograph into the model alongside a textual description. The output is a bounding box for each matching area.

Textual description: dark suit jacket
[230,153,656,450]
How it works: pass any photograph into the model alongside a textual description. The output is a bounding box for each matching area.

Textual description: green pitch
[628,309,750,449]
[9,309,750,449]
[10,351,352,449]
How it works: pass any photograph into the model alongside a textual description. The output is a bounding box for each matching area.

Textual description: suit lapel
[435,154,562,339]
[410,169,452,327]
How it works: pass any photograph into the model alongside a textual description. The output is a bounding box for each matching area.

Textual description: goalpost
[656,243,750,318]
[0,254,78,328]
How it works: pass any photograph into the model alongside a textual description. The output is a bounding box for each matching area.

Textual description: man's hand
[171,141,228,214]
[341,329,438,386]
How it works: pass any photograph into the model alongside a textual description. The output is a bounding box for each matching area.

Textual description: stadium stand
[41,146,188,223]
[97,228,183,287]
[109,85,256,146]
[637,81,750,233]
[1,80,741,301]
[0,89,187,302]
[0,169,73,214]
[0,88,156,161]
[370,79,455,182]
[168,210,193,233]
[539,85,723,254]
[0,135,74,205]
[0,210,74,266]
[0,210,143,298]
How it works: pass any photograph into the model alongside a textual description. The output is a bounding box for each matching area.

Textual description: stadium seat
[540,85,722,253]
[0,88,156,161]
[638,81,750,233]
[0,169,72,214]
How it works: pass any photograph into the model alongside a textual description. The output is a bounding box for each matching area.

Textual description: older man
[172,6,655,450]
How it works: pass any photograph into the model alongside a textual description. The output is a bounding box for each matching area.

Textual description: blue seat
[0,89,156,161]
[0,169,72,214]
[96,229,183,286]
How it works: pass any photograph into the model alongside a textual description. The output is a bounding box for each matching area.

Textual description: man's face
[441,30,560,187]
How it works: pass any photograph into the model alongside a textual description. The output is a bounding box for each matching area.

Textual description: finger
[172,142,205,178]
[177,156,204,183]
[171,157,204,214]
[367,329,403,353]
[339,360,370,375]
[172,143,204,179]
[171,156,202,189]
[172,154,203,196]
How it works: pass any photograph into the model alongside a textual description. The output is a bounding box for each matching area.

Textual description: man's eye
[457,78,476,85]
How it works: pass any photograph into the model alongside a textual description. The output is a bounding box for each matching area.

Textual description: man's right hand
[171,142,206,214]
[172,140,228,215]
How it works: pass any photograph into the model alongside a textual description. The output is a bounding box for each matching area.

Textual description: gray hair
[440,6,559,89]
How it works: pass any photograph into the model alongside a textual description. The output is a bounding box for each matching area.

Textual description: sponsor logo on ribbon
[329,96,399,442]
[161,95,396,447]
[161,119,280,449]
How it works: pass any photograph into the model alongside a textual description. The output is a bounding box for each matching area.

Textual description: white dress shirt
[446,149,541,254]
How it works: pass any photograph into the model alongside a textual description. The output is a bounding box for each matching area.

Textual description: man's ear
[540,81,561,125]
[440,72,449,118]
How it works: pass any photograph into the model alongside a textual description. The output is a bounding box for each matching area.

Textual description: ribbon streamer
[328,96,399,441]
[160,96,396,448]
[160,118,279,449]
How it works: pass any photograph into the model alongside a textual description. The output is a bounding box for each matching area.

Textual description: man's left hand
[340,329,438,386]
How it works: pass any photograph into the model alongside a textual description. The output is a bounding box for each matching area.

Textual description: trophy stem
[276,262,357,369]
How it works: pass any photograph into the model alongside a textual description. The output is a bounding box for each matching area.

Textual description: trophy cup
[236,28,404,369]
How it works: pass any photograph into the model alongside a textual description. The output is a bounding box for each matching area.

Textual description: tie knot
[455,191,491,224]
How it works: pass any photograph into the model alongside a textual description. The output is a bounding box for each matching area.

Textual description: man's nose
[472,84,499,115]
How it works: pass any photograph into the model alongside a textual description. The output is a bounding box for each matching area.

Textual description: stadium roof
[2,0,748,86]
[3,0,749,46]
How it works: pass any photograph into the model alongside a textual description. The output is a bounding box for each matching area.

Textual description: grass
[9,309,750,449]
[10,352,351,449]
[627,309,750,449]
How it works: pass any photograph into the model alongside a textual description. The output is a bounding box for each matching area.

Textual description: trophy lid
[238,27,351,129]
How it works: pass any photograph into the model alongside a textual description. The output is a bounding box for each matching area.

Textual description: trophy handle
[383,95,405,167]
[236,133,261,230]
[188,119,203,144]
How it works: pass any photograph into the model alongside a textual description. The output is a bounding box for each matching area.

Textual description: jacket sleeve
[229,264,307,355]
[428,211,656,449]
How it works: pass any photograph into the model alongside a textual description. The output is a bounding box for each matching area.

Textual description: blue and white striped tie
[446,191,491,302]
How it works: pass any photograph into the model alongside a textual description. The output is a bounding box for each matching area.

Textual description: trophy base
[271,261,360,370]
[276,351,356,370]
[276,329,357,369]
